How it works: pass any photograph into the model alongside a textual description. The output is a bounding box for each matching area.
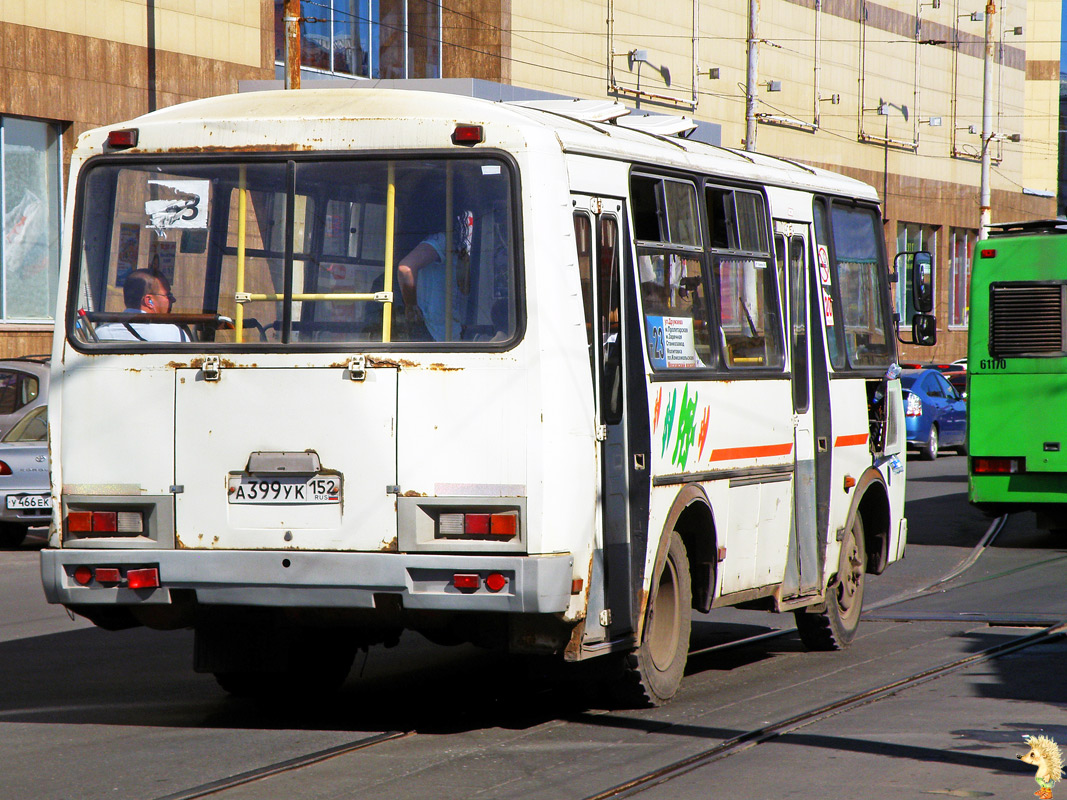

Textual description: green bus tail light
[972,456,1023,474]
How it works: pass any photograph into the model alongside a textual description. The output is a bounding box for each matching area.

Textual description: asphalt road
[2,453,1064,800]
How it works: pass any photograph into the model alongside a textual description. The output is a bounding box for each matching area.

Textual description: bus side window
[705,185,782,369]
[599,215,622,423]
[574,212,596,381]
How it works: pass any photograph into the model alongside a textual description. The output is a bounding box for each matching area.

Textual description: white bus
[42,88,926,705]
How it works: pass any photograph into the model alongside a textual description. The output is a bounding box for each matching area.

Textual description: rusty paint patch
[428,363,461,372]
[166,361,191,370]
[379,535,398,552]
[161,143,317,154]
[365,356,401,369]
[401,490,426,497]
[563,619,586,660]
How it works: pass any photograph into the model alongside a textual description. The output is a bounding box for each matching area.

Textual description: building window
[275,0,441,79]
[1,117,62,323]
[895,222,937,323]
[949,228,975,328]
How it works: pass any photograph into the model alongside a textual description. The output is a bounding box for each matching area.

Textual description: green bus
[968,219,1067,530]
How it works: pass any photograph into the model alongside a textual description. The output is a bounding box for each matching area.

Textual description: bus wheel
[795,514,866,651]
[613,531,692,707]
[920,424,939,460]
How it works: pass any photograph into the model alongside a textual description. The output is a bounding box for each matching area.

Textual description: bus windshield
[69,156,518,348]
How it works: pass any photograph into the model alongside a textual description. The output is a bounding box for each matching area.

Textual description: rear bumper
[41,548,575,614]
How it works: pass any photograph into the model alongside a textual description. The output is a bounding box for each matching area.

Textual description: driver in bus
[96,269,191,342]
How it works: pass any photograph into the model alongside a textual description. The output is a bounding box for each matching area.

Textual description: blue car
[901,368,967,460]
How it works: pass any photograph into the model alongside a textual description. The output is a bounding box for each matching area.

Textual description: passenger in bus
[95,269,191,342]
[396,182,474,342]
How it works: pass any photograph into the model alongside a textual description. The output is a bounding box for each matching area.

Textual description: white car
[0,406,49,547]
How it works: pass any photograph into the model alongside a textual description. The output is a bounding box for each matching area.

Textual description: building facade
[0,0,1058,361]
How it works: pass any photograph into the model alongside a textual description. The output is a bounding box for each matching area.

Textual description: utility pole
[978,0,995,239]
[284,0,302,90]
[745,0,759,151]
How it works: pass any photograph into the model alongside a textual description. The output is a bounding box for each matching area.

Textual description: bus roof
[81,88,880,202]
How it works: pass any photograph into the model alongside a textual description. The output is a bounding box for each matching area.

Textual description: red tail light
[92,512,117,532]
[0,461,11,476]
[73,566,93,585]
[438,511,519,539]
[127,568,160,589]
[972,456,1022,474]
[485,573,507,592]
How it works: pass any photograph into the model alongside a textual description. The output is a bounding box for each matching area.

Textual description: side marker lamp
[107,128,139,149]
[980,248,996,259]
[452,124,484,145]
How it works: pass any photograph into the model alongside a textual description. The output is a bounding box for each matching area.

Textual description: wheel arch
[845,467,892,576]
[648,485,718,623]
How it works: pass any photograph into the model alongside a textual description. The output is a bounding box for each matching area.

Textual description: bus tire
[920,424,939,460]
[795,513,866,651]
[614,531,692,707]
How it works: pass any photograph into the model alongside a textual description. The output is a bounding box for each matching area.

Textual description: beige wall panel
[1,1,261,66]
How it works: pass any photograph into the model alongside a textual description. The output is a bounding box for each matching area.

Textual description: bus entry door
[776,224,821,596]
[573,199,631,642]
[172,362,398,551]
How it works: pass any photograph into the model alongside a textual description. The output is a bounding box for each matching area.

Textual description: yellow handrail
[235,166,247,343]
[382,162,395,342]
[236,292,392,302]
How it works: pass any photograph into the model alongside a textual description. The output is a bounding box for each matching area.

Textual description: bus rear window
[69,157,519,348]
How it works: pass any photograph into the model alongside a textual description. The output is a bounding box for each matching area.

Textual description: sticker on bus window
[817,244,832,285]
[821,287,836,327]
[145,180,210,234]
[647,315,699,368]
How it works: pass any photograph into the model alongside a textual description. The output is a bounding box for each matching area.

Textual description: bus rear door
[173,361,398,551]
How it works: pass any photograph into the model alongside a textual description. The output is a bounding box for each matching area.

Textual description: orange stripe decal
[834,433,869,448]
[708,443,794,461]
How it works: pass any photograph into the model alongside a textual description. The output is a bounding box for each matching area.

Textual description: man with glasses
[96,269,190,342]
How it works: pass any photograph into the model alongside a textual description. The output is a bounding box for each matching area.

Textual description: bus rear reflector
[94,568,121,584]
[453,573,480,590]
[73,566,93,585]
[485,573,507,592]
[972,456,1022,474]
[127,568,160,589]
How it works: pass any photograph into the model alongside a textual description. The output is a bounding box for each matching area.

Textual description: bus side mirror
[911,251,934,313]
[912,313,936,346]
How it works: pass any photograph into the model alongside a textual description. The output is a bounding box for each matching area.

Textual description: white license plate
[227,475,341,505]
[7,493,51,509]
